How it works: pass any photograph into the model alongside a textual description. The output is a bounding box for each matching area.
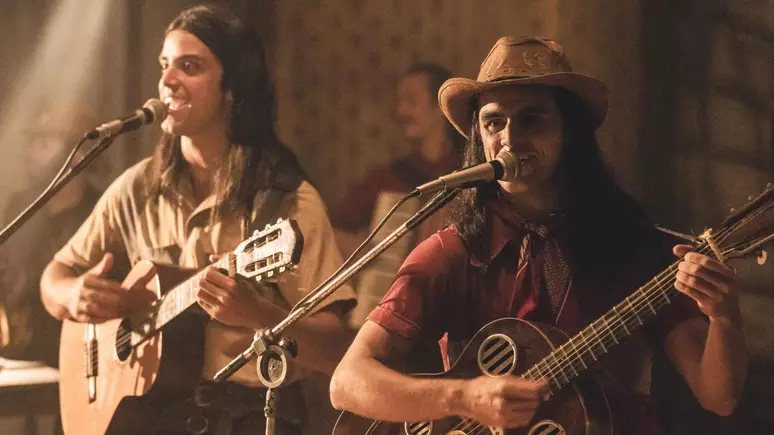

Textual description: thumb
[673,244,693,258]
[90,253,114,278]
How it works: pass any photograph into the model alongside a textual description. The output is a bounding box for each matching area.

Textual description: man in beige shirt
[40,5,354,435]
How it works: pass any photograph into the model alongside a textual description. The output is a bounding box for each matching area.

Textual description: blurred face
[27,133,69,174]
[395,73,446,140]
[477,85,563,196]
[158,30,228,137]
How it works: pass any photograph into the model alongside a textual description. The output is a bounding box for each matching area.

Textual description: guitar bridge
[85,324,98,403]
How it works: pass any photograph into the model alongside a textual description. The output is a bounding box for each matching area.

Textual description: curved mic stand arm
[213,187,460,435]
[0,134,117,247]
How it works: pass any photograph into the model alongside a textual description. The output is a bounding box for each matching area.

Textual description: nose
[503,119,529,152]
[159,67,181,92]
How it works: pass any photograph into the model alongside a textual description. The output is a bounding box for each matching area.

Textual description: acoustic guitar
[333,185,774,435]
[59,219,303,434]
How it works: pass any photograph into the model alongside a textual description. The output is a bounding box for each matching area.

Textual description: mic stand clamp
[213,188,460,435]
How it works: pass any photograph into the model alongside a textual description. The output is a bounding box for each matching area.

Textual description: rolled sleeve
[367,228,466,344]
[54,175,128,275]
[276,181,356,315]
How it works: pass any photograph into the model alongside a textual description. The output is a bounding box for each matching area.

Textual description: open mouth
[163,97,190,113]
[516,155,537,177]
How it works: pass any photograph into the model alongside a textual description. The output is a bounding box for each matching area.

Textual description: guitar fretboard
[152,256,231,330]
[520,260,682,391]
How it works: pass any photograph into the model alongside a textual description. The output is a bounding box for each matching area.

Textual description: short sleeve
[367,228,467,344]
[275,181,356,314]
[54,172,131,276]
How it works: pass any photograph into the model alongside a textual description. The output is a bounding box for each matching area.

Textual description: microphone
[85,99,168,140]
[412,147,522,196]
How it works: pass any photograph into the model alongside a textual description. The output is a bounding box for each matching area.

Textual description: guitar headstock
[716,183,774,262]
[233,219,304,281]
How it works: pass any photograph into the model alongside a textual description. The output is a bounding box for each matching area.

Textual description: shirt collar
[471,193,560,266]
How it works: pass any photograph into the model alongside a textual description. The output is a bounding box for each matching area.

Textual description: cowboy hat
[439,36,608,138]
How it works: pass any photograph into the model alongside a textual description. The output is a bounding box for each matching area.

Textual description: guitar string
[520,203,766,387]
[447,201,773,434]
[448,249,712,434]
[114,237,276,348]
[341,200,773,435]
[526,199,773,385]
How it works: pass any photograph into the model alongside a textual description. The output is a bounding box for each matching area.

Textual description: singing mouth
[163,97,190,112]
[516,155,537,176]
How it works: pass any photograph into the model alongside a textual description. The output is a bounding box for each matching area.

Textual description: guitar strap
[242,152,305,236]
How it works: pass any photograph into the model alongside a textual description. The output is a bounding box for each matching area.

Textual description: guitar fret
[626,296,643,326]
[589,322,607,353]
[578,331,595,363]
[602,317,619,344]
[559,346,578,378]
[660,286,671,304]
[612,306,630,336]
[643,288,657,314]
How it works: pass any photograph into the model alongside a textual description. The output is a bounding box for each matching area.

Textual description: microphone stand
[214,187,460,435]
[0,134,117,247]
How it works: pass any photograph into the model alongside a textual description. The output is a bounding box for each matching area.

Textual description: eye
[181,60,199,73]
[520,112,552,128]
[484,118,506,132]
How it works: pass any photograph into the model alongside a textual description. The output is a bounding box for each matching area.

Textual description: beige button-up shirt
[55,158,355,386]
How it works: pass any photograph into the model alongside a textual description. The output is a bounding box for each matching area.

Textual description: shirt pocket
[134,243,183,267]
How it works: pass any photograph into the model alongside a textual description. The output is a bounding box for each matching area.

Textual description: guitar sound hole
[527,420,565,435]
[115,318,133,361]
[404,421,432,435]
[477,334,518,376]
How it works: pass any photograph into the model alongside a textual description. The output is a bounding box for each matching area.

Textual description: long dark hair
[149,4,298,220]
[449,86,648,263]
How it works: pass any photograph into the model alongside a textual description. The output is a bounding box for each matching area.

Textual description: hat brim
[438,72,608,138]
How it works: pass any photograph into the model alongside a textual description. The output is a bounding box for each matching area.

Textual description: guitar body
[333,318,612,435]
[59,261,206,435]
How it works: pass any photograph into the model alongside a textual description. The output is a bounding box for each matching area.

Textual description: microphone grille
[143,98,168,124]
[496,149,521,181]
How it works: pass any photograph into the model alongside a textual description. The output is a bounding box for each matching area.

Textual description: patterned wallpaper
[272,0,558,201]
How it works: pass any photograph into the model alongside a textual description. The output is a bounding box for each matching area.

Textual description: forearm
[330,355,465,423]
[40,260,78,320]
[243,302,354,375]
[697,315,748,415]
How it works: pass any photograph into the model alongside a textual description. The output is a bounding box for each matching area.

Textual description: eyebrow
[158,54,206,63]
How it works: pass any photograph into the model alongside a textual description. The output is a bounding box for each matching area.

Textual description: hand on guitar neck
[63,253,156,323]
[673,244,742,322]
[195,254,274,328]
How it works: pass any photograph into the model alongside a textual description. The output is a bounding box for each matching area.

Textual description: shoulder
[400,226,470,276]
[98,158,154,204]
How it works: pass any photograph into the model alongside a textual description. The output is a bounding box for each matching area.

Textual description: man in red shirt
[330,36,747,433]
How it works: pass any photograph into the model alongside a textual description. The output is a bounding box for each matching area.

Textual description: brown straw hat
[439,36,608,138]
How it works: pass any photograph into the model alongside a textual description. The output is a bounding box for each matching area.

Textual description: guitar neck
[521,260,682,390]
[152,256,230,330]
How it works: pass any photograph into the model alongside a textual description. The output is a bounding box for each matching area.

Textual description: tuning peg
[278,266,286,273]
[256,275,263,282]
[730,208,736,214]
[264,224,270,230]
[757,249,767,265]
[748,196,755,201]
[767,182,773,190]
[253,229,260,237]
[276,218,283,224]
[267,270,274,277]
